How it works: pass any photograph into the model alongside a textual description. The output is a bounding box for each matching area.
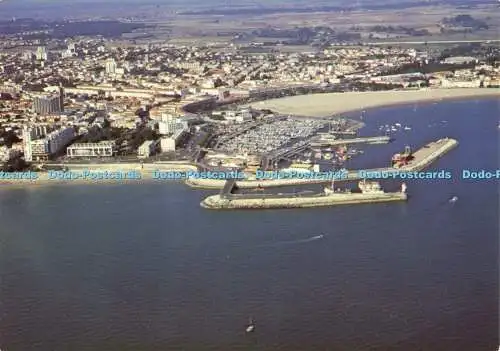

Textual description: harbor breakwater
[398,138,458,172]
[198,138,457,209]
[196,138,458,210]
[201,191,408,210]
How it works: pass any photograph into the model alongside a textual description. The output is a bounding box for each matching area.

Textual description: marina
[214,117,325,155]
[186,138,458,190]
[207,116,366,170]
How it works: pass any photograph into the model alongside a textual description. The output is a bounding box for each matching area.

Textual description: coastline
[0,163,198,189]
[0,171,184,189]
[252,88,499,117]
[1,88,496,189]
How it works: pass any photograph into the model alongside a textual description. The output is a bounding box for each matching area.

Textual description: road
[366,39,500,45]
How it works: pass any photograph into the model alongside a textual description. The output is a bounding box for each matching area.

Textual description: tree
[3,158,27,172]
[2,131,21,147]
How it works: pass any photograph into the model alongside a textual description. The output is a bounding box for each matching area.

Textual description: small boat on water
[449,196,458,203]
[246,318,255,333]
[404,126,411,131]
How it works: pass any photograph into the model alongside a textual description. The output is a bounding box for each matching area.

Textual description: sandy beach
[252,88,499,117]
[0,165,198,188]
[0,172,174,188]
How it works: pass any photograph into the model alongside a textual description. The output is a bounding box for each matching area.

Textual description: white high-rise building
[36,46,47,61]
[23,125,74,161]
[46,127,74,155]
[158,114,176,135]
[105,58,117,75]
[32,94,62,115]
[158,114,188,136]
[23,125,33,162]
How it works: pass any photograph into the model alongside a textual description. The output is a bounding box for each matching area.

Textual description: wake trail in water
[437,196,459,207]
[260,235,325,248]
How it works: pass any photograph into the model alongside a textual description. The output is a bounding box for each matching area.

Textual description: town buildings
[66,141,115,158]
[0,36,496,165]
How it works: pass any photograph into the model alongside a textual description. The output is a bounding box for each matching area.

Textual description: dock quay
[309,135,391,147]
[261,141,310,169]
[47,161,199,172]
[186,138,458,190]
[221,178,237,196]
[328,130,357,136]
[398,138,458,172]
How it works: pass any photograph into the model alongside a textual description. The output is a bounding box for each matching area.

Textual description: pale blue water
[0,98,498,351]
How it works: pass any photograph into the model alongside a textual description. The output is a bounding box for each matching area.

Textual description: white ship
[282,163,320,174]
[324,179,349,195]
[324,180,407,196]
[358,179,385,194]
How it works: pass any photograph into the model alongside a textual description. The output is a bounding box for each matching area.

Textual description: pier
[201,192,407,209]
[220,178,237,197]
[260,135,389,169]
[261,142,310,169]
[309,135,391,147]
[201,185,408,210]
[327,130,357,136]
